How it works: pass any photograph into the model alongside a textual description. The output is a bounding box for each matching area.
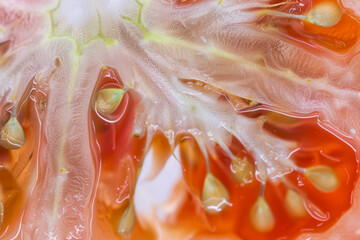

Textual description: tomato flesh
[87,67,359,240]
[0,0,360,239]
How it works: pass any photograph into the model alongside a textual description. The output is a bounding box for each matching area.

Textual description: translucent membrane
[89,66,149,239]
[0,80,47,238]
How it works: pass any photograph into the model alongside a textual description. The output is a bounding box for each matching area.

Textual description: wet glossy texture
[257,0,360,53]
[88,67,359,240]
[1,0,360,239]
[0,79,47,238]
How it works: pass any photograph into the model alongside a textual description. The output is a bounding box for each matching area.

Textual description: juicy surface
[0,0,359,239]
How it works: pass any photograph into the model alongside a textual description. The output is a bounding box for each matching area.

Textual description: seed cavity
[117,201,136,238]
[258,1,342,28]
[231,157,254,185]
[0,201,3,230]
[305,165,339,193]
[0,116,25,150]
[284,189,307,219]
[250,196,275,233]
[201,173,230,214]
[95,88,126,115]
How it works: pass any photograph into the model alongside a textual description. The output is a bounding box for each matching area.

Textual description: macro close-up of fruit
[0,0,360,239]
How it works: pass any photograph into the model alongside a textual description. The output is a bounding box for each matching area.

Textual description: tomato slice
[1,0,360,239]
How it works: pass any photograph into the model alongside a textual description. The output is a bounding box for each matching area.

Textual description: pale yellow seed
[118,202,135,238]
[231,158,254,185]
[201,173,229,214]
[250,197,275,233]
[305,165,339,193]
[95,88,125,115]
[0,117,25,150]
[306,2,342,27]
[284,189,307,219]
